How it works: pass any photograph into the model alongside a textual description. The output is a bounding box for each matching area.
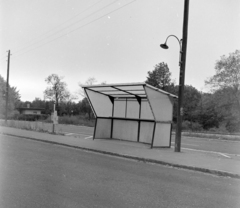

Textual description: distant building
[17,103,45,121]
[17,103,44,115]
[17,107,44,115]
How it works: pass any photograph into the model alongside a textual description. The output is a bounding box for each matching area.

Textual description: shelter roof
[81,82,177,99]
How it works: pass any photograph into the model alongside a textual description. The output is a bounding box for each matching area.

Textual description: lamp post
[5,50,11,123]
[160,0,189,152]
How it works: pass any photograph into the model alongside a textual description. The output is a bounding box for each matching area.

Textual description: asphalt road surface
[0,135,239,208]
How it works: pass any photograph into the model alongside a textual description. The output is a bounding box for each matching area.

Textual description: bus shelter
[82,82,177,148]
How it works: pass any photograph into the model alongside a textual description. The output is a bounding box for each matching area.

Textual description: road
[0,135,239,208]
[171,136,240,156]
[58,125,240,156]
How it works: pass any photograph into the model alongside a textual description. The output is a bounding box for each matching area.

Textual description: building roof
[17,107,45,111]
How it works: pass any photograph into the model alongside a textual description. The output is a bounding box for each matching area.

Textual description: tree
[146,62,175,92]
[205,50,240,132]
[61,92,78,116]
[211,88,239,132]
[205,50,240,91]
[171,85,202,126]
[78,77,97,97]
[44,74,69,111]
[195,93,222,130]
[182,85,201,122]
[32,98,45,108]
[0,75,21,118]
[78,77,99,119]
[80,97,94,119]
[31,98,53,115]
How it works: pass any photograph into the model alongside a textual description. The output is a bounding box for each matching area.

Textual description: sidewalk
[1,126,240,179]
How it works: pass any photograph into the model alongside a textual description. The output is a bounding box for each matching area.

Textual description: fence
[0,120,63,134]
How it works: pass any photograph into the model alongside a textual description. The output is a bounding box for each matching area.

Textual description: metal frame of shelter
[82,82,177,148]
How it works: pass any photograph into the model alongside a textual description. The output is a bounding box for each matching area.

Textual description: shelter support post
[169,123,173,147]
[110,119,114,139]
[137,98,142,142]
[93,118,98,140]
[110,97,114,139]
[151,122,157,149]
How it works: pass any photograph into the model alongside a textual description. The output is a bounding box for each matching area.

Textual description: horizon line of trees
[0,49,239,132]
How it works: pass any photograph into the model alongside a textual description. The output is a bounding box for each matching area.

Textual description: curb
[2,132,240,180]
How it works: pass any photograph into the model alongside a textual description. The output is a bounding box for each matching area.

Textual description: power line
[0,56,7,61]
[0,52,8,59]
[13,0,118,55]
[12,0,104,54]
[14,0,137,58]
[31,0,105,40]
[0,52,10,65]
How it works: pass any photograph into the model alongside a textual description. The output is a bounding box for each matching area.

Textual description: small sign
[51,111,58,124]
[180,107,184,116]
[53,116,58,124]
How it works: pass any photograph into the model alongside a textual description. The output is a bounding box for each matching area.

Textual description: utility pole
[52,102,56,133]
[175,0,190,152]
[5,50,11,123]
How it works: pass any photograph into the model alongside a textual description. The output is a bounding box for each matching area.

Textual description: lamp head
[160,43,169,49]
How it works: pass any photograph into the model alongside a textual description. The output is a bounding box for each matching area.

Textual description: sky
[0,0,240,102]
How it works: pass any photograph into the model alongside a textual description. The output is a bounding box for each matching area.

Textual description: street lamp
[160,35,183,152]
[160,35,182,66]
[160,0,190,152]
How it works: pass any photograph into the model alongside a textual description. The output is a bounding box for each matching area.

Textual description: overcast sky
[1,0,239,102]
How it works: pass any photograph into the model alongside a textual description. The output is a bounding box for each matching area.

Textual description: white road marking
[218,153,231,158]
[65,133,74,136]
[171,142,199,147]
[84,136,93,140]
[182,147,239,157]
[62,132,92,136]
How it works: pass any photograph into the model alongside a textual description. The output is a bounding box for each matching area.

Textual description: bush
[189,121,203,131]
[58,115,95,127]
[17,114,48,121]
[207,125,229,134]
[175,120,203,132]
[225,120,240,133]
[59,116,80,125]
